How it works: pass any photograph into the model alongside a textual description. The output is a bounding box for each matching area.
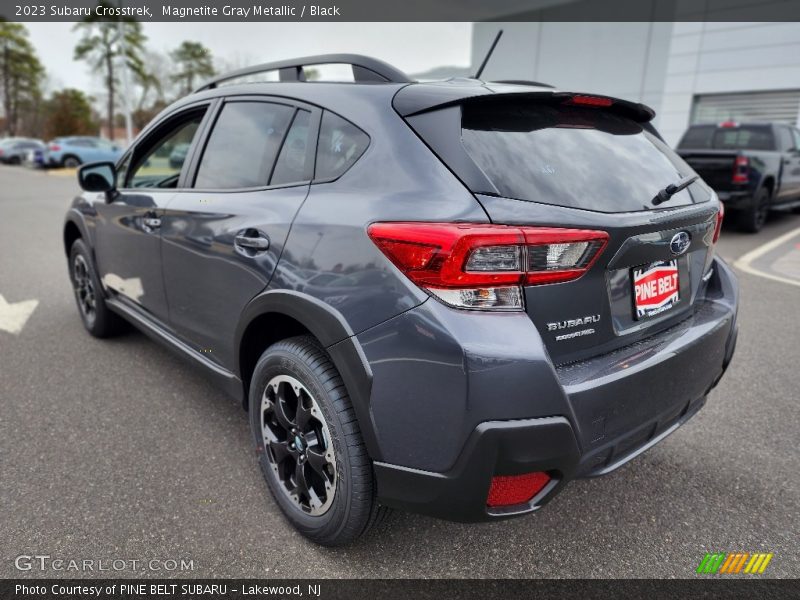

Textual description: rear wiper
[651,174,698,205]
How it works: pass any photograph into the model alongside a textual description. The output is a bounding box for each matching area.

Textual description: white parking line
[734,227,800,288]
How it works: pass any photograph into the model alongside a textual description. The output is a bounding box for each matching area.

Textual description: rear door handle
[234,230,270,253]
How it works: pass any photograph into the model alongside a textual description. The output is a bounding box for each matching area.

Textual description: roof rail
[194,54,412,93]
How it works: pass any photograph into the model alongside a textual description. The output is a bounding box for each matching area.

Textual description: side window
[116,153,131,189]
[314,111,369,181]
[194,101,294,189]
[270,109,312,185]
[127,110,205,189]
[792,129,800,151]
[778,127,794,152]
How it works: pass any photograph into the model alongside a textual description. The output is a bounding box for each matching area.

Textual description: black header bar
[2,0,800,22]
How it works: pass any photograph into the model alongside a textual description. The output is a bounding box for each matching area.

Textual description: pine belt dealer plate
[632,260,679,319]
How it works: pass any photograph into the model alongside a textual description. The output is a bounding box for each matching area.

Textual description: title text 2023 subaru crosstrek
[64,55,738,545]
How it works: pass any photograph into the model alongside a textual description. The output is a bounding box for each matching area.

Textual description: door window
[127,109,206,189]
[270,109,313,185]
[194,101,294,189]
[777,127,795,152]
[71,138,96,147]
[792,128,800,151]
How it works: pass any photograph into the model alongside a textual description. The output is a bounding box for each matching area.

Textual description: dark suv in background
[64,55,738,545]
[677,121,800,232]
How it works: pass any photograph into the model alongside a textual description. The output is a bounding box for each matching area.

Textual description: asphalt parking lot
[1,164,798,579]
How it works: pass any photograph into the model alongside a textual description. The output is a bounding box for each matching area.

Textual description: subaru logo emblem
[670,231,691,255]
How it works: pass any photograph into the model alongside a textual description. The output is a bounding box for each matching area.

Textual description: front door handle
[142,212,161,232]
[234,230,270,254]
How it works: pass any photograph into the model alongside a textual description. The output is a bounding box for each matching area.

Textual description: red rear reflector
[487,472,551,507]
[713,203,724,244]
[566,95,613,107]
[49,145,61,151]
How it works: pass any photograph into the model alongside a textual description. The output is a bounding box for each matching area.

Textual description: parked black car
[677,121,800,232]
[64,55,738,546]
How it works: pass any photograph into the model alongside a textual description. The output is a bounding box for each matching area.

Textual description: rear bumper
[375,416,579,522]
[374,397,708,522]
[369,258,738,522]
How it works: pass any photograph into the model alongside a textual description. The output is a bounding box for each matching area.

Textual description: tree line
[0,5,216,141]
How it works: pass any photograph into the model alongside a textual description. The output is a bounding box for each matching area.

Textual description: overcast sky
[25,22,472,95]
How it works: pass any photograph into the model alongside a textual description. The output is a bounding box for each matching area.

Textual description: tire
[62,155,81,168]
[738,187,770,233]
[69,239,126,338]
[249,336,389,546]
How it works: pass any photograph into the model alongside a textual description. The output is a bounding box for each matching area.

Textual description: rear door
[405,93,721,365]
[160,97,319,370]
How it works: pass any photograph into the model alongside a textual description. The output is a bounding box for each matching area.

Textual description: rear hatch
[397,85,722,365]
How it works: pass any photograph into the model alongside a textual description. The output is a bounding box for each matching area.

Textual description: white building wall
[473,20,800,146]
[659,22,800,145]
[472,22,672,116]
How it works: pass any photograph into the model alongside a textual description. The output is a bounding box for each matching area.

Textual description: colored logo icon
[696,552,774,574]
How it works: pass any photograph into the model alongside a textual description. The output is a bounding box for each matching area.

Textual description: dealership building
[471,21,800,145]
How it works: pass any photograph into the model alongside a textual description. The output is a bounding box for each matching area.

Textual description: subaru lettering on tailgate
[633,260,679,319]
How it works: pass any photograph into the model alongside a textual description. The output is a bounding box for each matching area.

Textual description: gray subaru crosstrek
[64,55,738,545]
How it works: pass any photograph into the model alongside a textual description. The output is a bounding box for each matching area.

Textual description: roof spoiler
[395,89,655,122]
[194,54,412,93]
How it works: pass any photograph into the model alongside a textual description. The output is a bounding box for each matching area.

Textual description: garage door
[691,90,800,126]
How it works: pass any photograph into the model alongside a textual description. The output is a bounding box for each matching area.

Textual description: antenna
[473,29,503,80]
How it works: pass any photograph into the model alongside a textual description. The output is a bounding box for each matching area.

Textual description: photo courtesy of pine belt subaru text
[63,54,738,546]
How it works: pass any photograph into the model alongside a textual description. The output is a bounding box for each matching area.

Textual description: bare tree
[73,2,148,140]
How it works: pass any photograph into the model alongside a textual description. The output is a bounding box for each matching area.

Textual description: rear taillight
[367,222,608,311]
[713,203,724,244]
[732,155,749,184]
[49,144,60,151]
[719,120,738,128]
[487,472,551,508]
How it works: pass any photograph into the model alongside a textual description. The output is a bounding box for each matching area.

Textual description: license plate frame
[632,260,680,320]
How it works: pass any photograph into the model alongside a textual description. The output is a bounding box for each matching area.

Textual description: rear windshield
[677,125,775,151]
[461,101,708,212]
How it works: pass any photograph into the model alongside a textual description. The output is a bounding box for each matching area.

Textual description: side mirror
[78,161,116,193]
